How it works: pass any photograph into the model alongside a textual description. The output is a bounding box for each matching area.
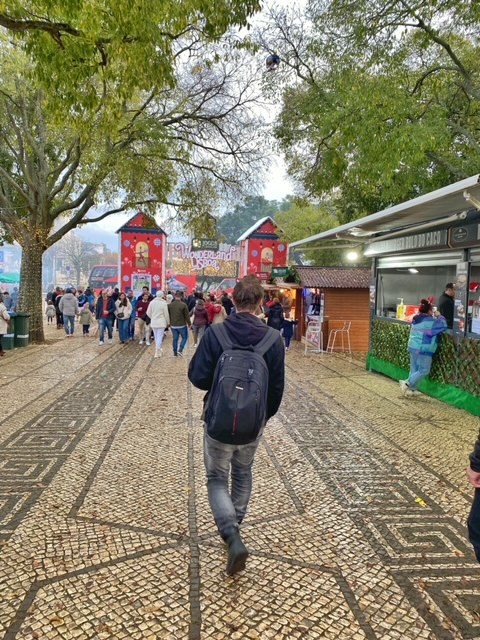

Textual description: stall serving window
[468,250,480,336]
[375,254,459,321]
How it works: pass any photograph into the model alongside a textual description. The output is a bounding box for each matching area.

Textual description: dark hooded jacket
[188,311,285,422]
[438,292,454,329]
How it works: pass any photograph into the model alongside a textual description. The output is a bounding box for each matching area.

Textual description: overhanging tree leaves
[260,1,480,222]
[0,37,266,342]
[0,0,261,115]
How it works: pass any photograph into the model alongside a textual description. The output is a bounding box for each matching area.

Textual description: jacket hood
[224,311,269,346]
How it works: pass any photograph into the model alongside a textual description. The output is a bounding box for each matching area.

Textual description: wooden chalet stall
[295,266,371,352]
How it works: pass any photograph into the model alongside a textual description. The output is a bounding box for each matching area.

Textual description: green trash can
[14,312,30,347]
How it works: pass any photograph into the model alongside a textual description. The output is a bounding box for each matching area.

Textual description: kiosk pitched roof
[296,266,371,289]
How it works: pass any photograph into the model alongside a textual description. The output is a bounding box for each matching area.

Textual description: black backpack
[205,323,279,444]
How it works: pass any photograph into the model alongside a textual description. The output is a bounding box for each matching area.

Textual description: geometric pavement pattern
[0,332,479,639]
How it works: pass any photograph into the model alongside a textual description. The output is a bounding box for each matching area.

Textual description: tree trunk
[19,241,45,343]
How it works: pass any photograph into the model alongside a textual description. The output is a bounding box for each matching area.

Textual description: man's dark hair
[233,276,264,310]
[445,282,454,290]
[175,291,183,298]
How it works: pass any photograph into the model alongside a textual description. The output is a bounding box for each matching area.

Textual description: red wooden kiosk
[117,212,167,296]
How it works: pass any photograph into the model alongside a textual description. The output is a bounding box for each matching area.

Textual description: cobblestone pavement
[1,324,480,640]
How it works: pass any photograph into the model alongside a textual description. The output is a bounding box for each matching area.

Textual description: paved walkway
[0,324,479,640]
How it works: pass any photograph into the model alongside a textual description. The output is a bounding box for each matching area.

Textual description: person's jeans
[192,324,205,345]
[64,315,75,335]
[128,316,136,339]
[468,489,480,562]
[118,318,130,342]
[152,327,165,349]
[172,326,188,354]
[99,317,113,342]
[407,353,433,390]
[203,430,261,538]
[82,324,90,335]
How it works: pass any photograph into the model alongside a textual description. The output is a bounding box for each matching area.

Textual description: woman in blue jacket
[399,298,447,397]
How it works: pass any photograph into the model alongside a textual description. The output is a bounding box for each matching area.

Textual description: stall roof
[296,266,371,289]
[290,174,480,248]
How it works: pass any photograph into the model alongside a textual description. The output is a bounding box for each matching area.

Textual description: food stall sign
[365,230,449,256]
[271,267,289,278]
[191,238,219,251]
[448,224,480,248]
[257,272,270,282]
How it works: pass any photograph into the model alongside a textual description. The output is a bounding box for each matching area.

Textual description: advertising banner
[166,242,239,291]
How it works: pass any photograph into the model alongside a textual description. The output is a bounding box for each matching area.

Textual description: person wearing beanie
[399,298,447,397]
[146,290,170,357]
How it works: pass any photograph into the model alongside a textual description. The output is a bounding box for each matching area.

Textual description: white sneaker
[108,338,113,344]
[99,341,104,346]
[139,340,144,345]
[146,341,151,346]
[399,380,409,395]
[154,349,162,358]
[177,351,184,357]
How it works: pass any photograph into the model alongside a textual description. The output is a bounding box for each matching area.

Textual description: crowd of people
[43,284,299,354]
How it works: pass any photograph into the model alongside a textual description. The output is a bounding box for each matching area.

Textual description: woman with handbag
[115,292,132,344]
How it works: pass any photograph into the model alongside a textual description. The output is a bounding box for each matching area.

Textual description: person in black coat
[188,276,285,576]
[221,292,234,316]
[467,431,480,562]
[266,298,284,330]
[438,283,455,329]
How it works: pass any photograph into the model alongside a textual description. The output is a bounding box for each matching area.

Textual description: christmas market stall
[295,267,371,352]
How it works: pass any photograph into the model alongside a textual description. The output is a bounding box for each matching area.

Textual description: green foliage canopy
[0,0,261,115]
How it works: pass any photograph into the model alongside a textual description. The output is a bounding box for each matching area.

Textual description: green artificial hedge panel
[367,354,480,416]
[370,318,480,402]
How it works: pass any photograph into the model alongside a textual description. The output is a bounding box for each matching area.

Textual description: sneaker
[146,341,151,346]
[139,340,144,345]
[108,338,113,344]
[99,341,104,346]
[177,351,184,357]
[399,380,409,395]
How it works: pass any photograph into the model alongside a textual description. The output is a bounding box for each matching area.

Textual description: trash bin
[14,312,30,347]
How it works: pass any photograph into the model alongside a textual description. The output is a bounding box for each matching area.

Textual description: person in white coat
[146,291,170,357]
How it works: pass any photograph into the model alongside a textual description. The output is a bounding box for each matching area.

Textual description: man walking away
[59,288,79,336]
[168,291,191,357]
[438,283,455,329]
[146,291,170,357]
[188,276,285,576]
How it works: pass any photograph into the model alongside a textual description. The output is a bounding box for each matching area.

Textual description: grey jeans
[203,429,261,539]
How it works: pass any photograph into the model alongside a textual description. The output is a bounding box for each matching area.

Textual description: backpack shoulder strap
[211,323,234,352]
[253,327,280,357]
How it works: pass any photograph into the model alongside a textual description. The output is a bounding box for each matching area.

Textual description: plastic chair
[326,321,351,354]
